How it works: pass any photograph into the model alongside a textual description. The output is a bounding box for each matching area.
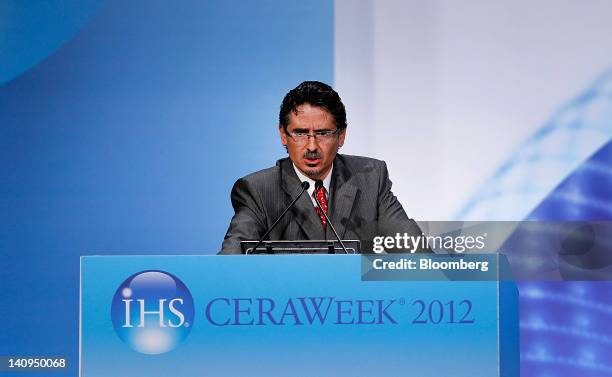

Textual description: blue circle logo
[111,270,195,354]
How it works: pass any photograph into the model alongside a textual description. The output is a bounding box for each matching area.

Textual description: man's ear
[279,125,288,147]
[338,128,346,148]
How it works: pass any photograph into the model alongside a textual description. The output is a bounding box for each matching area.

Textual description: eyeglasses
[286,129,341,144]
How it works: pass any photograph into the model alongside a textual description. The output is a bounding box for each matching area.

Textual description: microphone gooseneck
[313,180,351,254]
[247,181,310,254]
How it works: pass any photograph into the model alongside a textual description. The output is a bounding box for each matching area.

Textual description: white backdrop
[335,0,612,220]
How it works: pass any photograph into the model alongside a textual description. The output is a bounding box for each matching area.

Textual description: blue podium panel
[80,255,518,377]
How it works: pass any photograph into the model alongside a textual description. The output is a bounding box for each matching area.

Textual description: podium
[80,254,519,377]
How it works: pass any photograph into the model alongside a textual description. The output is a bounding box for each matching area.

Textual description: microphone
[313,180,351,254]
[246,181,310,254]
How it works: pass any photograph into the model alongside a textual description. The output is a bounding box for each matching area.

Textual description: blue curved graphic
[0,0,106,85]
[458,69,612,377]
[518,141,612,377]
[457,70,612,221]
[528,140,612,220]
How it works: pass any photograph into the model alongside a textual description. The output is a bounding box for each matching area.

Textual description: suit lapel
[329,156,357,239]
[279,159,326,240]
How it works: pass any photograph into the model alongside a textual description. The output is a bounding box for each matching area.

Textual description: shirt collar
[292,163,332,205]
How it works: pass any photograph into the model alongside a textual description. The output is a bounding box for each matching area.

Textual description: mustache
[303,151,321,159]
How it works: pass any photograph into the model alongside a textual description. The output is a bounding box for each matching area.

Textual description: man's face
[280,103,345,181]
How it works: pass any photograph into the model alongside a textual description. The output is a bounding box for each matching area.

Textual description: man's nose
[306,135,319,150]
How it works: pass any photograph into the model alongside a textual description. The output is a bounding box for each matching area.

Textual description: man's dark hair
[279,81,347,131]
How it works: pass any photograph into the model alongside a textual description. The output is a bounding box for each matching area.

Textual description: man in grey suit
[220,81,423,254]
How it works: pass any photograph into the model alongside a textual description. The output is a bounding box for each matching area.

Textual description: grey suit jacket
[220,154,423,254]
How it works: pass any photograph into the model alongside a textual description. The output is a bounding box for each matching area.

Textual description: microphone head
[301,181,310,190]
[315,180,324,190]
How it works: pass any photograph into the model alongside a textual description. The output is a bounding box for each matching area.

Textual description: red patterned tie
[314,186,328,230]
